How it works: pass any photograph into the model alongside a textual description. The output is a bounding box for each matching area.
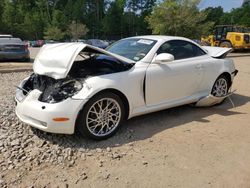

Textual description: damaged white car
[15,36,238,140]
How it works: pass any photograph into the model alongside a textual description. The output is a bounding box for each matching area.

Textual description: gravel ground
[0,71,136,187]
[0,55,250,188]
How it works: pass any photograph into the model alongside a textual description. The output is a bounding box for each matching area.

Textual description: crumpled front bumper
[15,89,87,134]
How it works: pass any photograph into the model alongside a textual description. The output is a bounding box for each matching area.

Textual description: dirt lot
[0,54,250,188]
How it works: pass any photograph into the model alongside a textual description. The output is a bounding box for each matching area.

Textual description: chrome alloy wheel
[212,78,228,97]
[86,98,121,137]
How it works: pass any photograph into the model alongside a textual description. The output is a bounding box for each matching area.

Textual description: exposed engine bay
[21,54,134,103]
[68,54,134,78]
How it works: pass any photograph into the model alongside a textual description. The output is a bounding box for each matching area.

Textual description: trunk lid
[202,46,233,58]
[0,44,25,52]
[33,43,135,79]
[0,38,25,52]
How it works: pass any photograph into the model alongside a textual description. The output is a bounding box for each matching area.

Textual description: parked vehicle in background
[29,41,36,47]
[107,40,116,45]
[0,34,13,38]
[30,40,45,47]
[0,38,30,61]
[45,40,56,44]
[86,39,109,49]
[24,41,30,47]
[76,39,86,43]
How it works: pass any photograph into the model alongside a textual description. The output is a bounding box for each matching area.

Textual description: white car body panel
[16,89,86,134]
[202,46,233,58]
[72,63,146,117]
[15,35,237,134]
[145,55,208,106]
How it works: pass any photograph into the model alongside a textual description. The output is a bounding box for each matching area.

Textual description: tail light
[24,43,29,50]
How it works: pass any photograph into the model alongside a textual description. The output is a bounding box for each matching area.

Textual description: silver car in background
[0,38,30,61]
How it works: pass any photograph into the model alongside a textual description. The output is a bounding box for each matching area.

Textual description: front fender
[72,67,147,117]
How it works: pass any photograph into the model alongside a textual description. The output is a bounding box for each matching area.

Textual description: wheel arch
[79,88,130,121]
[101,89,130,120]
[219,72,232,87]
[211,72,232,92]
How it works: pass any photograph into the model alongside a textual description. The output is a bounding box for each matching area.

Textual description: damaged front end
[14,43,135,134]
[16,74,83,103]
[16,43,134,103]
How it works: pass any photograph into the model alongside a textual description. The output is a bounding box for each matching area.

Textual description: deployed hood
[202,46,233,58]
[33,43,135,79]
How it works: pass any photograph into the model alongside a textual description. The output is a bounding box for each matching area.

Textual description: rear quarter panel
[204,57,235,93]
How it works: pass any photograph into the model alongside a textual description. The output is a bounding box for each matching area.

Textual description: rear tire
[211,75,230,104]
[76,92,125,140]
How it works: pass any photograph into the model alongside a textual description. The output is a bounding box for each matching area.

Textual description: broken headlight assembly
[40,79,83,103]
[19,74,84,103]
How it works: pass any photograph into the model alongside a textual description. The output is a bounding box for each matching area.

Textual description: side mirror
[153,53,174,64]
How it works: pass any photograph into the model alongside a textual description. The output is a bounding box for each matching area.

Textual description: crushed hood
[202,46,233,58]
[33,43,135,79]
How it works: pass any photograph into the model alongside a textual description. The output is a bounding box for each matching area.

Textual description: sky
[199,0,244,12]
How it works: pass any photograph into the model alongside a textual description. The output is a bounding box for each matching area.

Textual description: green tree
[103,0,125,38]
[51,10,68,30]
[203,6,224,26]
[146,0,214,38]
[0,1,4,31]
[44,26,65,40]
[220,4,250,26]
[68,21,89,39]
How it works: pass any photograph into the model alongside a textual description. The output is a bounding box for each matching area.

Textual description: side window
[157,43,172,55]
[157,40,206,60]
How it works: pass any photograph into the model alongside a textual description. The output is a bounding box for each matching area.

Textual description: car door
[145,40,207,106]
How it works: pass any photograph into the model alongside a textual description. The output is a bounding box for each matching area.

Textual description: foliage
[146,0,214,38]
[102,0,125,38]
[203,6,224,26]
[219,4,250,26]
[68,21,89,39]
[0,1,4,29]
[44,26,65,41]
[0,0,156,40]
[0,0,250,40]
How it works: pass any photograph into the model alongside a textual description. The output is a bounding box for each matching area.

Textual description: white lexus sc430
[15,36,238,140]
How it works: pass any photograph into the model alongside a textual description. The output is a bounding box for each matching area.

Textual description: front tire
[76,92,125,140]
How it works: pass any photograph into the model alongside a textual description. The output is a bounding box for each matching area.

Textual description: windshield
[106,38,157,61]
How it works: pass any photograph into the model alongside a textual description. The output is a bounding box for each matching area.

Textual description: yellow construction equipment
[201,25,250,50]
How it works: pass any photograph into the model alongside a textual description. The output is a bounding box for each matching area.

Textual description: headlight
[41,79,83,103]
